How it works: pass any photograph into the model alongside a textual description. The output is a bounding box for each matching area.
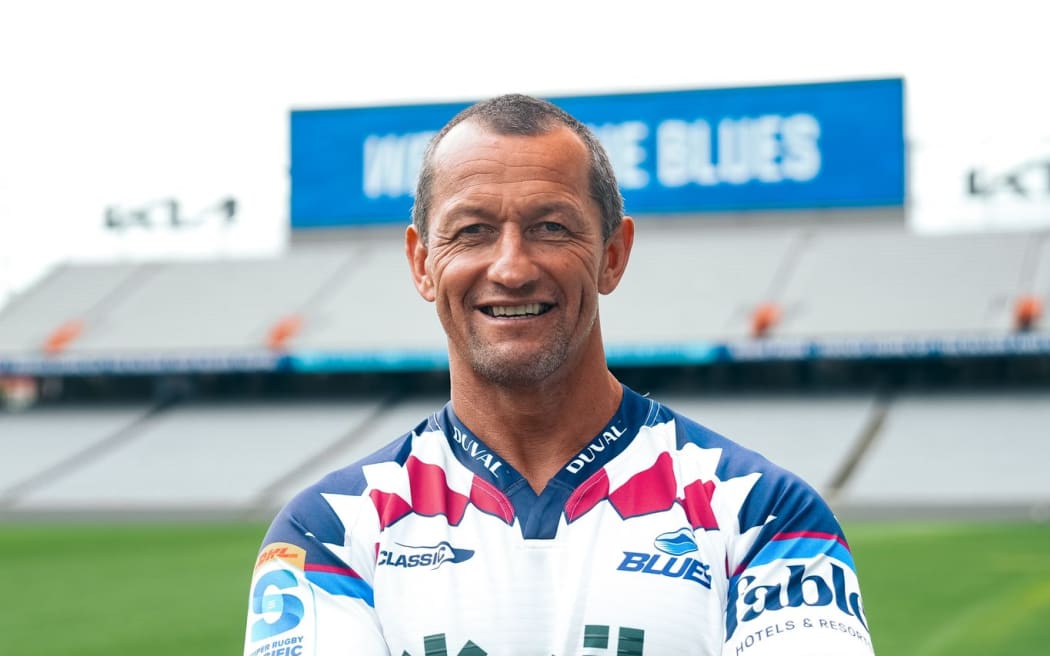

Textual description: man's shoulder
[649,394,840,536]
[651,398,788,475]
[650,396,822,504]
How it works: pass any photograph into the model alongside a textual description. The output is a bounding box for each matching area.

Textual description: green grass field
[1,521,1048,655]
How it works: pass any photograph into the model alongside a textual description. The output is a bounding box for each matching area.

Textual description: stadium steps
[823,392,892,507]
[835,391,1050,520]
[0,400,173,510]
[2,398,389,519]
[248,391,405,511]
[260,396,453,508]
[0,263,142,353]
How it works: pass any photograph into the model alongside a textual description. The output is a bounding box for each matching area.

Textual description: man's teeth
[487,303,547,317]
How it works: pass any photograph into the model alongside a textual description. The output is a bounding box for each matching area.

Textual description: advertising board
[291,78,905,228]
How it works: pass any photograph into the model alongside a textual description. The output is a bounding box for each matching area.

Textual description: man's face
[406,121,632,387]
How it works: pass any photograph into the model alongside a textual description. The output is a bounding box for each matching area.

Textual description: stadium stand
[1,223,1048,363]
[0,404,150,499]
[1031,235,1050,330]
[0,263,139,355]
[0,221,1048,520]
[6,399,386,514]
[290,239,445,352]
[64,250,356,354]
[840,391,1050,518]
[262,396,449,506]
[775,227,1032,337]
[600,222,800,342]
[656,393,879,493]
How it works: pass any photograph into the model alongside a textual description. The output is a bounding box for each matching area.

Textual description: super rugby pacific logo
[377,541,475,569]
[617,528,713,588]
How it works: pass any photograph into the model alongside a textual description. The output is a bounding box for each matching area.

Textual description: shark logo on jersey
[378,541,475,569]
[654,528,698,556]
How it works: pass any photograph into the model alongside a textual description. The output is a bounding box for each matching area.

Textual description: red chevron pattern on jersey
[369,455,514,529]
[468,475,515,524]
[565,451,719,530]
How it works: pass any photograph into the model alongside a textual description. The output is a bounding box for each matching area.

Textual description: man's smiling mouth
[480,303,553,318]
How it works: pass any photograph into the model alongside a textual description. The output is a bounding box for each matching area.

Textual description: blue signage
[291,78,904,229]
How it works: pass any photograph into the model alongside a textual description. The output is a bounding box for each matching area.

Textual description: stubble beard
[464,311,596,388]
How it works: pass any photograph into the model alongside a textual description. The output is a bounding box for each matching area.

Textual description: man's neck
[449,352,624,494]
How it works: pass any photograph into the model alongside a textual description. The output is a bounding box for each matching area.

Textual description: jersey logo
[255,542,306,571]
[616,527,713,589]
[377,541,474,569]
[727,562,868,639]
[250,569,305,641]
[565,425,626,474]
[653,528,698,556]
[726,532,868,639]
[451,425,504,476]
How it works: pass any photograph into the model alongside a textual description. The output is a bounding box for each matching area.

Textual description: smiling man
[244,95,875,656]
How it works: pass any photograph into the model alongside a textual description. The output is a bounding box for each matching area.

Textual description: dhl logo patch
[255,542,306,571]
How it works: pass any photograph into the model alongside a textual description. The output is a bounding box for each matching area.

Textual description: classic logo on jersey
[617,527,712,588]
[377,541,475,569]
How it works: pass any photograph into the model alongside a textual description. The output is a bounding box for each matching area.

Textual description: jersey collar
[435,385,656,496]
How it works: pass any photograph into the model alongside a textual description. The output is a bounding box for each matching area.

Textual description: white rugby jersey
[244,387,875,655]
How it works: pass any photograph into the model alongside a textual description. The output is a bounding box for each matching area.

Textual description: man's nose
[487,229,540,289]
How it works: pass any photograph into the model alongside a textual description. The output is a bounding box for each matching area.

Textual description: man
[244,95,875,655]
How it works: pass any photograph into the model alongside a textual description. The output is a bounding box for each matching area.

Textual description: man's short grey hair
[411,94,624,242]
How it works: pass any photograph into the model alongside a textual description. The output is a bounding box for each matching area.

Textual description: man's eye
[459,224,489,236]
[538,222,567,233]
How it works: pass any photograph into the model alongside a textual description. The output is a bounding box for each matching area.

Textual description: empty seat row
[2,392,1047,517]
[0,224,1047,362]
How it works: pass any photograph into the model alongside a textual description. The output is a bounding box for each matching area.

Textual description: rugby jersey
[244,386,874,655]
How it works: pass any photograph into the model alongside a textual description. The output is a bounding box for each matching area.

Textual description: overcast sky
[1,0,1047,305]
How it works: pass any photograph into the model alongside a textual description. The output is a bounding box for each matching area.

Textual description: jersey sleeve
[721,471,875,655]
[244,486,389,656]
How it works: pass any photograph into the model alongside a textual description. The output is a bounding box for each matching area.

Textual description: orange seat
[751,302,781,338]
[1014,295,1043,331]
[43,319,84,354]
[267,314,304,351]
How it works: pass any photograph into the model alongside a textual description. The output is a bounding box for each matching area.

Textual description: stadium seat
[267,314,304,351]
[750,302,781,338]
[43,319,84,354]
[1014,295,1043,331]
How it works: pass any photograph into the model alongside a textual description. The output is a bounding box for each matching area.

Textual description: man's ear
[598,216,635,295]
[406,225,436,302]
